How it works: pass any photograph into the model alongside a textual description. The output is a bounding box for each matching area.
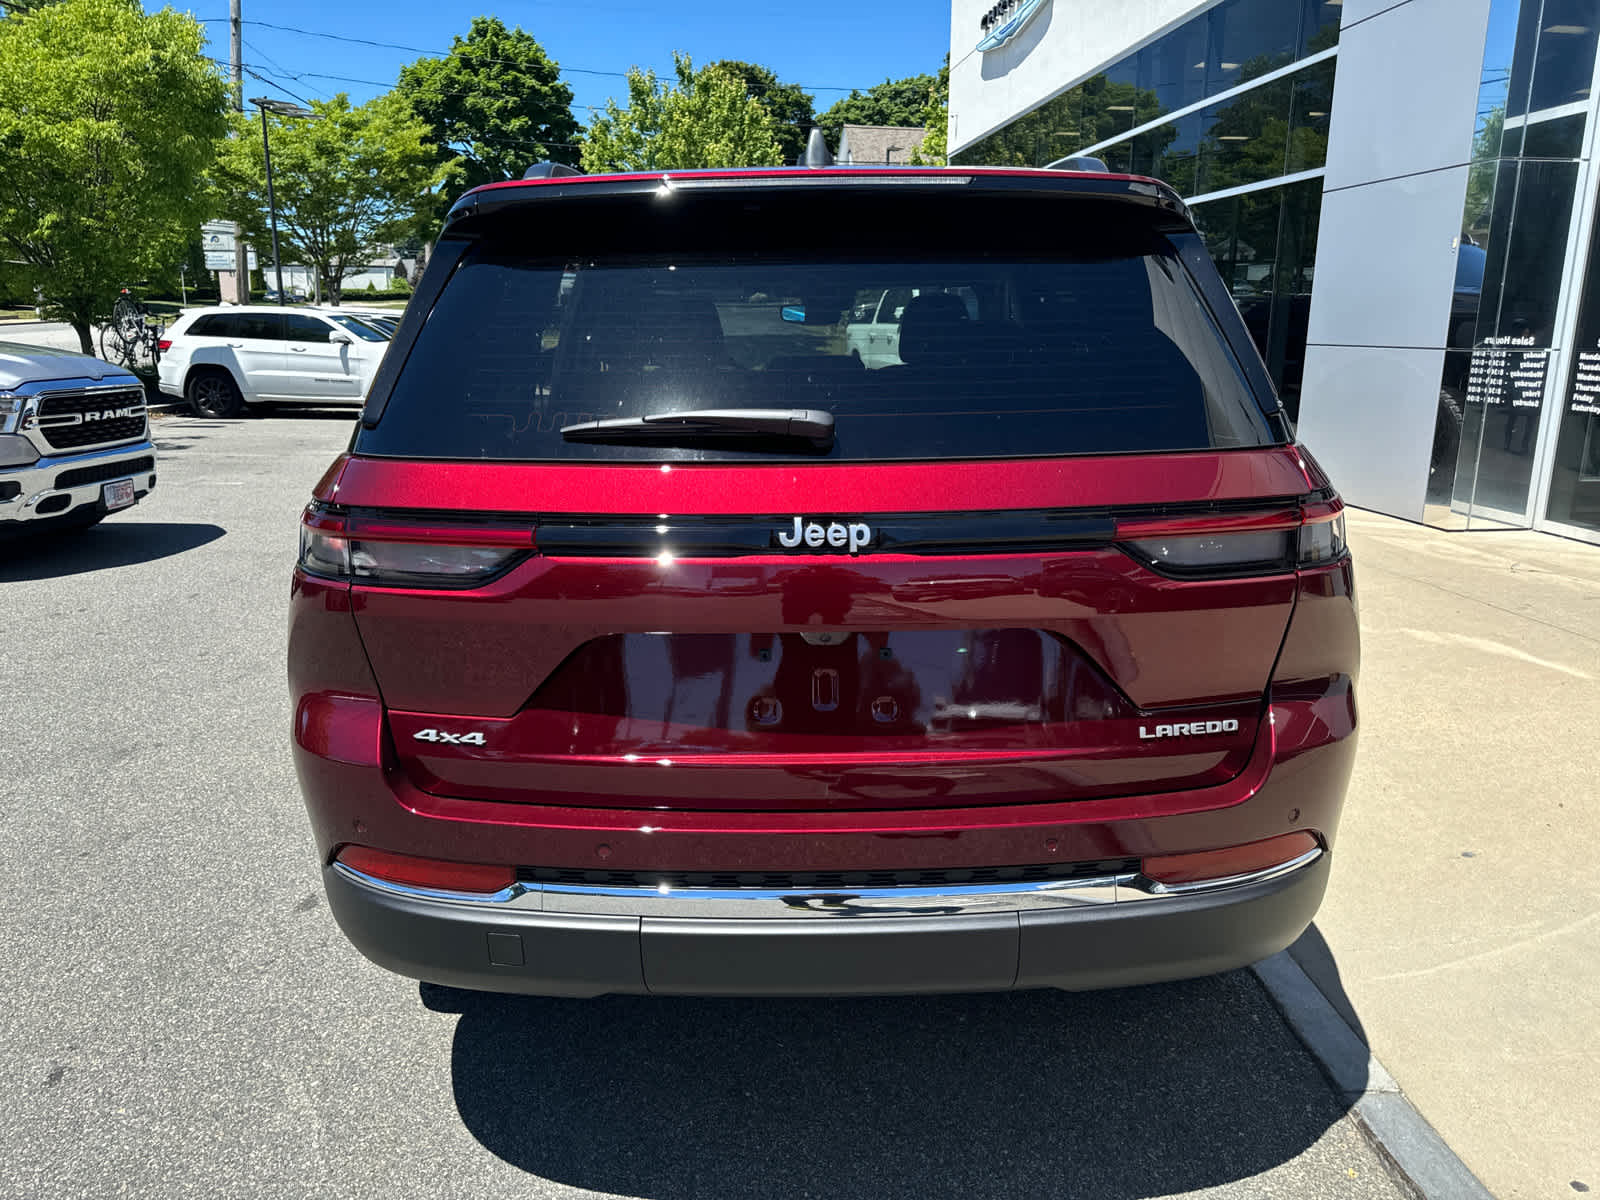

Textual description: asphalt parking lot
[0,413,1412,1199]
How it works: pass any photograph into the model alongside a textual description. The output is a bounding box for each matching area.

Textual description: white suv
[157,305,390,417]
[844,287,979,368]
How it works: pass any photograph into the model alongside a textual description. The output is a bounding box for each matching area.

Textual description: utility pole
[229,0,250,304]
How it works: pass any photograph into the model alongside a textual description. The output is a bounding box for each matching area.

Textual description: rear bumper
[323,847,1330,997]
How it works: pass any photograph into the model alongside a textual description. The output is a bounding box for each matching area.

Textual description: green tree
[581,53,782,172]
[1463,105,1504,243]
[909,56,949,165]
[396,17,581,191]
[214,93,452,304]
[708,60,815,164]
[817,73,936,147]
[0,0,227,352]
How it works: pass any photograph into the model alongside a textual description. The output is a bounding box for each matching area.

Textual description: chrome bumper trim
[0,439,156,522]
[1113,846,1326,901]
[330,846,1325,920]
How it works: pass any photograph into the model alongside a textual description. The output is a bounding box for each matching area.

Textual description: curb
[1252,951,1496,1200]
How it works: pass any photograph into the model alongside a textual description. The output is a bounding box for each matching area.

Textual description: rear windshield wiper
[560,408,835,449]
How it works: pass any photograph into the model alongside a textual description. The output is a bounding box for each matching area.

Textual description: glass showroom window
[1119,59,1334,196]
[952,0,1340,168]
[1547,181,1600,537]
[1434,0,1600,528]
[1191,178,1321,418]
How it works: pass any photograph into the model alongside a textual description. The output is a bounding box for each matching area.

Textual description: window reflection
[1521,111,1586,156]
[1546,185,1600,534]
[1502,0,1597,121]
[1528,0,1600,113]
[1441,156,1578,525]
[952,0,1339,169]
[963,57,1337,199]
[1191,178,1321,419]
[1477,159,1577,349]
[1438,0,1595,528]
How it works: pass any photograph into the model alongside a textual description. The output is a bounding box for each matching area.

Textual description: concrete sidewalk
[1302,509,1599,1199]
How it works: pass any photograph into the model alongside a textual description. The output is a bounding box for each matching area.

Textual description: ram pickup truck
[0,342,156,536]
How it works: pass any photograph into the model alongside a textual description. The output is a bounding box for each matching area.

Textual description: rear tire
[187,369,243,418]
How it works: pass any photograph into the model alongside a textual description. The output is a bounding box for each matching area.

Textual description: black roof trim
[444,169,1192,232]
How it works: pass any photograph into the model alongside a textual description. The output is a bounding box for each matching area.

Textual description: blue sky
[186,0,951,134]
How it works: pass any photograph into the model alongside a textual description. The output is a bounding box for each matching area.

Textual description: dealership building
[947,0,1600,544]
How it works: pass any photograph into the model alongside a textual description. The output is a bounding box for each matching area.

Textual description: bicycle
[99,288,164,373]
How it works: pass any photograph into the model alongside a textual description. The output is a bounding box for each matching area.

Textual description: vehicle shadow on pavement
[0,522,224,581]
[430,969,1368,1198]
[1289,923,1370,1046]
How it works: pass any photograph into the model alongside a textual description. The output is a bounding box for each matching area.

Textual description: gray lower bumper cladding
[322,849,1330,998]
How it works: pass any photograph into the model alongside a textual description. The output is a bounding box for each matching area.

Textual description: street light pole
[249,97,317,306]
[229,0,249,303]
[258,104,285,304]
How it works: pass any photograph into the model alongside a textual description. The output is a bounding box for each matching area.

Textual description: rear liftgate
[302,497,1346,814]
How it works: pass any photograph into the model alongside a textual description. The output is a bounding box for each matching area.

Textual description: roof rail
[1045,154,1109,173]
[522,161,584,180]
[800,128,834,169]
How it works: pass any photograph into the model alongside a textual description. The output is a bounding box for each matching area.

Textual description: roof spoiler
[522,161,584,180]
[1045,154,1109,173]
[800,128,833,169]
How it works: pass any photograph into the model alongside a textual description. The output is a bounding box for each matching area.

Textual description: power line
[205,56,589,155]
[212,53,859,145]
[211,56,595,129]
[244,37,329,98]
[196,16,866,92]
[241,64,317,107]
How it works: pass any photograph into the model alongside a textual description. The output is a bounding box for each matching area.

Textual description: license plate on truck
[102,478,136,510]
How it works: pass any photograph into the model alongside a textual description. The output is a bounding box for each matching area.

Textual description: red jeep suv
[289,164,1358,997]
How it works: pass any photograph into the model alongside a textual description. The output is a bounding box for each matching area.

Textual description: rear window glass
[363,229,1272,463]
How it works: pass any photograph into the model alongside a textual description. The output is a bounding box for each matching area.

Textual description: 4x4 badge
[412,728,487,746]
[775,517,873,555]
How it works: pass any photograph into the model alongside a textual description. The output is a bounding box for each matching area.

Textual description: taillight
[1142,832,1319,885]
[1124,530,1292,576]
[336,846,516,894]
[298,506,533,587]
[1297,504,1347,565]
[1118,500,1348,578]
[157,338,172,353]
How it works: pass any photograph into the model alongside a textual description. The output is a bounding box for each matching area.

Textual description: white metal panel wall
[1296,0,1493,521]
[947,0,1215,154]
